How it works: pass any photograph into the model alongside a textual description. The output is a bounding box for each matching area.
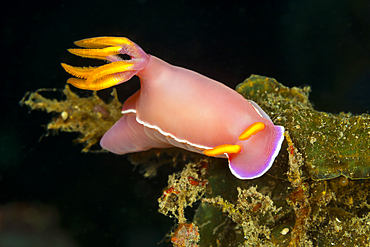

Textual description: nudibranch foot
[62,36,285,180]
[61,37,149,90]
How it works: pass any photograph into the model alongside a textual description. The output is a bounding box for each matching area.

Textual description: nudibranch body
[61,37,284,179]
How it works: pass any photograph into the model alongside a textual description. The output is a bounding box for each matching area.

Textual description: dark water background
[1,0,369,246]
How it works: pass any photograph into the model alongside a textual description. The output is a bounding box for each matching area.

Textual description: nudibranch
[61,37,284,179]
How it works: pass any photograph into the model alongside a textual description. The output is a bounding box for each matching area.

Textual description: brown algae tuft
[20,85,122,152]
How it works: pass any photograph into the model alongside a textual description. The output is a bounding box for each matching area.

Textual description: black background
[1,0,370,246]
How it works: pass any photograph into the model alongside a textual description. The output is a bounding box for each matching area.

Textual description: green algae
[164,75,370,246]
[20,75,370,246]
[191,137,370,246]
[192,157,293,246]
[236,75,370,180]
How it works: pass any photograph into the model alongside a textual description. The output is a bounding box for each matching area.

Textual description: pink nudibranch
[61,37,285,179]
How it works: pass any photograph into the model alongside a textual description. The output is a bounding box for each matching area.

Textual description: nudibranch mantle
[61,37,284,179]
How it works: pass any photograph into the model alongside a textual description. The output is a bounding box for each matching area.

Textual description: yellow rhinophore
[238,122,265,141]
[74,37,134,48]
[67,46,122,60]
[203,144,241,157]
[61,37,144,90]
[61,63,96,79]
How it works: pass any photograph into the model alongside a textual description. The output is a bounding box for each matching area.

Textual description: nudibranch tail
[100,114,173,154]
[61,37,149,90]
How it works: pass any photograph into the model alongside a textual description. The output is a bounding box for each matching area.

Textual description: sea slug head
[228,124,285,179]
